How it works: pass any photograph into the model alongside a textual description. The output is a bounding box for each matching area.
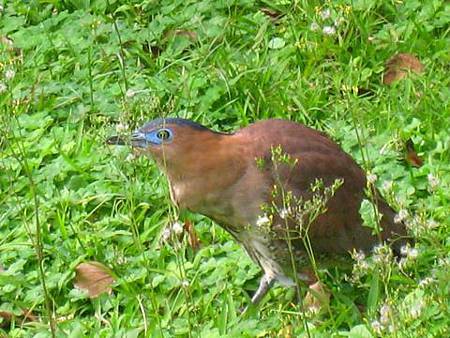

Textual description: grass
[1,0,449,336]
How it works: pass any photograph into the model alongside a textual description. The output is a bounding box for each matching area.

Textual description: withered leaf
[183,220,201,251]
[383,53,424,85]
[260,7,284,22]
[0,309,37,328]
[74,261,115,298]
[302,281,331,314]
[405,139,424,168]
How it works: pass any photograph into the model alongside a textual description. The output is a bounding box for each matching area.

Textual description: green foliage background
[0,0,449,336]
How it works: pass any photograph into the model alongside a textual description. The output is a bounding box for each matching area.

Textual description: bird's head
[108,118,225,176]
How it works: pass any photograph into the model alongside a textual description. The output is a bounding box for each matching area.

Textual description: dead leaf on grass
[405,139,424,168]
[74,261,115,298]
[383,53,424,85]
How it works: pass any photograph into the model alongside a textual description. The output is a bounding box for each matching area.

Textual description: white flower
[161,227,171,241]
[400,245,409,256]
[256,214,270,227]
[0,82,6,93]
[181,279,189,288]
[322,26,336,35]
[310,22,320,31]
[367,173,377,184]
[394,209,408,224]
[371,320,383,334]
[125,89,135,98]
[380,304,391,325]
[353,250,365,262]
[320,9,331,19]
[0,5,3,13]
[382,180,393,191]
[115,122,129,133]
[172,221,184,235]
[279,208,289,219]
[5,69,15,80]
[427,173,439,190]
[407,247,419,259]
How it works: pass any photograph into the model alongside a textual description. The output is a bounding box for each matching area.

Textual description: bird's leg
[241,274,275,315]
[251,274,275,305]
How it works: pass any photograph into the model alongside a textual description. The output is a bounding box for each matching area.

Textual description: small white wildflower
[181,279,189,288]
[407,247,419,259]
[353,250,365,262]
[359,260,369,270]
[371,320,383,334]
[0,5,4,13]
[373,244,384,255]
[172,221,184,235]
[0,82,6,93]
[310,22,320,31]
[5,69,15,80]
[161,227,171,241]
[322,25,336,35]
[279,208,289,219]
[256,214,270,227]
[125,89,135,98]
[427,173,439,190]
[382,180,393,191]
[380,304,391,325]
[400,245,409,256]
[125,153,136,162]
[115,122,129,133]
[367,173,377,184]
[394,209,408,224]
[320,8,331,19]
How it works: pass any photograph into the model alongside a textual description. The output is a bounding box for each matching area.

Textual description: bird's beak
[130,132,148,148]
[106,132,148,148]
[106,135,127,145]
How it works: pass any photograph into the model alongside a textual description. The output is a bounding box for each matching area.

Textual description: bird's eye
[156,129,172,141]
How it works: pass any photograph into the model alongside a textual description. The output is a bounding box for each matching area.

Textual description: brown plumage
[108,118,409,306]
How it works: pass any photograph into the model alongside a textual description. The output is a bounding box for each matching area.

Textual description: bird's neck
[164,134,247,212]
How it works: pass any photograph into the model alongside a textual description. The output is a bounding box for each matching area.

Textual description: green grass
[1,0,449,336]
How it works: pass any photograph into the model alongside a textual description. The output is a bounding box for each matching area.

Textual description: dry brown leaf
[405,139,424,168]
[74,261,115,298]
[0,309,37,328]
[303,281,331,314]
[183,220,201,251]
[260,7,284,22]
[0,311,13,328]
[383,53,424,85]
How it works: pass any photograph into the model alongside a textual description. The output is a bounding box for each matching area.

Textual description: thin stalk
[7,116,57,337]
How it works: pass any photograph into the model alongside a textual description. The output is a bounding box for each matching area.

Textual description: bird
[107,118,409,308]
